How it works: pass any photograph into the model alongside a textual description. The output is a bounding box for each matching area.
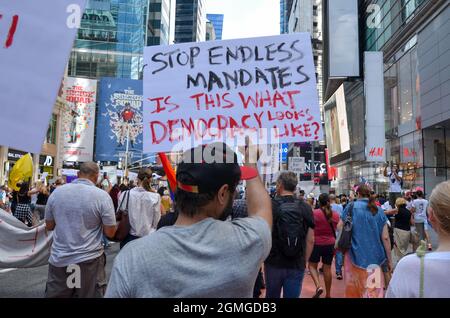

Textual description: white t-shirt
[386,252,450,298]
[388,170,403,193]
[412,198,428,223]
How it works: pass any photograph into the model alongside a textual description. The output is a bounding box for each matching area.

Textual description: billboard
[324,84,350,158]
[364,52,386,162]
[95,78,144,162]
[143,33,324,153]
[62,77,97,162]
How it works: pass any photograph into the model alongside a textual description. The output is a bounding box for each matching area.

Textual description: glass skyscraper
[68,0,149,80]
[147,0,172,46]
[175,0,206,43]
[206,14,224,40]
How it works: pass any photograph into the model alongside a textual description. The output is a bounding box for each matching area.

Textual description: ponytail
[321,203,332,222]
[137,168,153,192]
[142,176,152,192]
[318,193,332,222]
[358,184,378,215]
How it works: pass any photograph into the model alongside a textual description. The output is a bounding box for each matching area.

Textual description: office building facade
[175,0,206,43]
[323,0,449,196]
[206,14,224,40]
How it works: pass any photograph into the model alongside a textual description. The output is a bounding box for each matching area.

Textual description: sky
[204,0,280,40]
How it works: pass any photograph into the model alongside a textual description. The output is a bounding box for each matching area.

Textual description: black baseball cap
[176,142,258,194]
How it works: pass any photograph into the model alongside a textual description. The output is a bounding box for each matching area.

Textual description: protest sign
[143,33,323,153]
[288,157,306,173]
[0,209,52,268]
[0,0,87,153]
[62,77,97,162]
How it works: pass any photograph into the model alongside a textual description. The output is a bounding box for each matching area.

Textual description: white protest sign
[0,0,87,153]
[0,209,52,268]
[288,157,306,173]
[143,33,323,153]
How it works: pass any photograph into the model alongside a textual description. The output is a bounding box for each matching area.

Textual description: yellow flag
[8,153,33,191]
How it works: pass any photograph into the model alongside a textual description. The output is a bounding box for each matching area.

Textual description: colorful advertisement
[95,78,144,162]
[62,77,97,162]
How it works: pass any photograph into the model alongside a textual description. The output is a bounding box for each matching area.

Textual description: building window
[46,114,57,145]
[398,50,413,125]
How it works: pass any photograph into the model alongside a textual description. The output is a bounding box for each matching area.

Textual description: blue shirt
[341,199,388,269]
[331,203,343,215]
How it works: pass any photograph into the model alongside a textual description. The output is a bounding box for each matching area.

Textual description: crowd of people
[3,142,449,298]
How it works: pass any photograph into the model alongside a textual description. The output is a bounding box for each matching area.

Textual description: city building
[206,14,224,40]
[280,0,294,34]
[288,0,323,107]
[68,0,150,80]
[205,20,217,41]
[323,0,449,196]
[147,0,173,46]
[175,0,206,43]
[282,0,327,192]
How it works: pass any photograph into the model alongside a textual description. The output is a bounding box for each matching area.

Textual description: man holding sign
[106,142,272,298]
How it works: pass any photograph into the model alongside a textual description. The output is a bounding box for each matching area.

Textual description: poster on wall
[95,78,144,162]
[62,77,97,162]
[143,33,324,153]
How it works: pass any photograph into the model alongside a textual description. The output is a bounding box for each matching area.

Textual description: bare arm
[304,228,314,264]
[103,225,117,240]
[381,224,392,271]
[384,208,398,216]
[246,174,272,229]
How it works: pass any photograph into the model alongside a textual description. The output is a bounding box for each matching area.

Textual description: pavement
[0,228,439,298]
[0,243,120,298]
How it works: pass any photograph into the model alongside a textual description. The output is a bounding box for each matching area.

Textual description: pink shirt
[313,208,340,246]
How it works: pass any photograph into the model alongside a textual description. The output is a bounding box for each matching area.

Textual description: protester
[106,142,272,297]
[100,173,112,193]
[109,184,120,212]
[330,194,344,280]
[386,181,450,298]
[44,162,117,298]
[411,189,432,251]
[340,195,348,210]
[14,181,39,227]
[338,184,392,298]
[50,178,65,194]
[161,190,173,216]
[384,163,403,208]
[384,197,413,264]
[0,185,12,212]
[298,190,305,201]
[34,184,49,221]
[309,193,339,298]
[117,168,161,249]
[264,171,315,298]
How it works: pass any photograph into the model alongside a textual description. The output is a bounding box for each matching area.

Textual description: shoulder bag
[335,203,354,252]
[114,190,131,242]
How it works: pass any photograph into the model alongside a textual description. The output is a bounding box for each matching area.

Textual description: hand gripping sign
[143,33,324,153]
[0,1,87,153]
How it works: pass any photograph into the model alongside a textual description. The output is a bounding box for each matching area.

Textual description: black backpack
[273,197,308,258]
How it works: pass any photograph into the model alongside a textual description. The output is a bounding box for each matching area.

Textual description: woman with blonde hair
[385,197,413,264]
[387,181,450,298]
